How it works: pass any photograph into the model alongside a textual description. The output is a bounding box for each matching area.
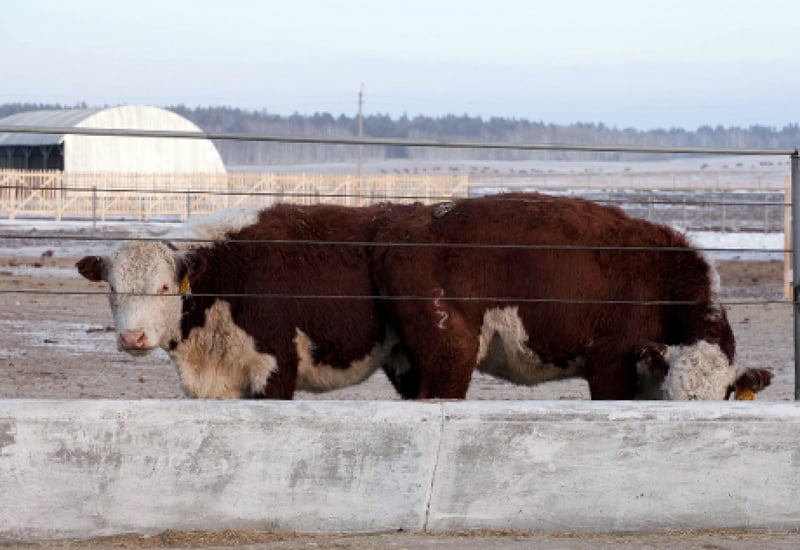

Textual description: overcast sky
[2,0,799,130]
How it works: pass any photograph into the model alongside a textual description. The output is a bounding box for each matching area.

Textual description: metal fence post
[721,191,727,233]
[792,151,800,400]
[92,186,97,230]
[682,197,687,228]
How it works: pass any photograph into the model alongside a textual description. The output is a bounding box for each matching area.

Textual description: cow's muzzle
[118,330,155,354]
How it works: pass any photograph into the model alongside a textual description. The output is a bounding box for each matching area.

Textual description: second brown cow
[372,193,770,400]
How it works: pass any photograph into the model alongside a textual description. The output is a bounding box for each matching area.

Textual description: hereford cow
[76,204,405,399]
[76,195,771,400]
[370,193,771,400]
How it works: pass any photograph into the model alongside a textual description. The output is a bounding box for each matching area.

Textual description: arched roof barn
[0,105,225,173]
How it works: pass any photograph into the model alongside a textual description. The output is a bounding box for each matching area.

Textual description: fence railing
[0,170,469,220]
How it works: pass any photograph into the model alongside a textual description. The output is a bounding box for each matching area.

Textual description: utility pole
[358,83,364,183]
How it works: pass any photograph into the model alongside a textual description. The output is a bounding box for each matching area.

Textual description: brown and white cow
[370,193,771,400]
[76,204,405,399]
[76,194,771,400]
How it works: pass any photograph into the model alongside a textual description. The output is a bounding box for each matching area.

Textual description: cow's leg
[390,301,478,399]
[260,367,296,399]
[584,338,638,399]
[383,363,421,399]
[255,349,298,399]
[414,337,476,399]
[382,342,421,399]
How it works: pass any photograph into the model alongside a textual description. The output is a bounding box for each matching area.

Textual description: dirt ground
[4,528,800,550]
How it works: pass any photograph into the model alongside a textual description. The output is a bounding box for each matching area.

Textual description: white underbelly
[294,327,402,392]
[476,306,584,386]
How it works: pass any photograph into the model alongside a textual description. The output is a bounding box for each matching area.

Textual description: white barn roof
[0,106,225,173]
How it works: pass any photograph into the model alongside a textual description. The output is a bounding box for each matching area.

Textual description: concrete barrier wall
[429,401,800,532]
[1,399,799,542]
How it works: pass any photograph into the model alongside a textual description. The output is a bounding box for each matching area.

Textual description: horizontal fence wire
[0,183,792,208]
[0,233,788,255]
[0,124,797,155]
[0,288,790,308]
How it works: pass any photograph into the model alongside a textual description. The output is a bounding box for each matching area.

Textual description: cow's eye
[159,284,170,295]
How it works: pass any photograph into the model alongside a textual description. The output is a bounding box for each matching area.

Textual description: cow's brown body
[372,194,736,399]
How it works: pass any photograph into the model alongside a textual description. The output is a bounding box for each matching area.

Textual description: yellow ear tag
[179,274,191,295]
[735,388,756,401]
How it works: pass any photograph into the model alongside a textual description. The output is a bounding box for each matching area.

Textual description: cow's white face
[636,340,735,400]
[107,241,184,354]
[636,340,772,400]
[79,241,184,355]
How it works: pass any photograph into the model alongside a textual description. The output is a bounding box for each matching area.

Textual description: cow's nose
[119,330,148,350]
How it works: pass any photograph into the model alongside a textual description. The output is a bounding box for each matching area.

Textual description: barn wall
[1,400,798,541]
[0,106,226,174]
[64,106,225,173]
[63,134,225,173]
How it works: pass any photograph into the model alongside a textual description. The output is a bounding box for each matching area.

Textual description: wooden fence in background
[0,170,469,220]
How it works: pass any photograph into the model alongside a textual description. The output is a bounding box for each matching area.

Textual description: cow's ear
[732,368,773,400]
[76,255,109,282]
[177,251,208,285]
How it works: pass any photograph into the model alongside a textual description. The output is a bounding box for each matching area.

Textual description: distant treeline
[2,102,799,165]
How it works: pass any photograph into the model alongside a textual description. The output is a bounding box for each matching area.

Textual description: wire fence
[0,133,794,294]
[0,124,798,398]
[0,190,790,305]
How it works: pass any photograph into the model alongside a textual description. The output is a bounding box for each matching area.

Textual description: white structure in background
[0,105,225,173]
